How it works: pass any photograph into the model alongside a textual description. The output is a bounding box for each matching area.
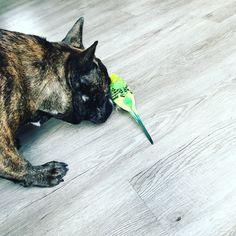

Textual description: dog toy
[110,73,153,145]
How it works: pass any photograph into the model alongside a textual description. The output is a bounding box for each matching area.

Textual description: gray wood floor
[0,0,236,235]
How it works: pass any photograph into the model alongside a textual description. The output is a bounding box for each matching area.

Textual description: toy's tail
[130,111,154,145]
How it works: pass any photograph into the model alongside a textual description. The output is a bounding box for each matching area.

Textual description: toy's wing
[113,96,131,112]
[111,80,135,110]
[127,90,137,112]
[113,90,137,112]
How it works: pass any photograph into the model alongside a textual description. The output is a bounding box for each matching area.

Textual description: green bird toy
[110,73,154,145]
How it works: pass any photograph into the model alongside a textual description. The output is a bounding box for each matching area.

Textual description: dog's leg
[0,142,68,187]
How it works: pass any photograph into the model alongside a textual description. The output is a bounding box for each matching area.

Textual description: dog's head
[60,18,113,124]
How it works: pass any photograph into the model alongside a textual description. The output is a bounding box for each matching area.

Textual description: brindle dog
[0,17,113,187]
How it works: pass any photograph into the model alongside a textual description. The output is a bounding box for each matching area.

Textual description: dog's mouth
[89,99,113,124]
[69,93,113,125]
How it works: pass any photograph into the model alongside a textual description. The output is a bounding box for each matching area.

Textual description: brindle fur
[0,17,113,187]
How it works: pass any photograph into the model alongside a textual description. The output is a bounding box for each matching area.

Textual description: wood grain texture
[0,0,236,235]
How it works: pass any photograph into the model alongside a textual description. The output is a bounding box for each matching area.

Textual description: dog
[0,17,113,187]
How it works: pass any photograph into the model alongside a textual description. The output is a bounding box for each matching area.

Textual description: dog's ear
[62,17,84,49]
[81,41,98,66]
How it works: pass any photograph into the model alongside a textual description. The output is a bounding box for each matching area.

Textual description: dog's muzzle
[90,97,113,124]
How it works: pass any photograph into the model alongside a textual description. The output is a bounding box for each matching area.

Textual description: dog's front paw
[20,161,69,187]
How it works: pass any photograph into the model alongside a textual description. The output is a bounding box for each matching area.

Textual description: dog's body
[0,18,113,187]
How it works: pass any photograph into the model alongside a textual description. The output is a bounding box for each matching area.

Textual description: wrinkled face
[61,17,113,124]
[66,53,113,124]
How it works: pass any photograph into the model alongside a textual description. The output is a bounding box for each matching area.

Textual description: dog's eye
[71,77,90,92]
[80,77,91,90]
[74,81,80,90]
[69,77,80,92]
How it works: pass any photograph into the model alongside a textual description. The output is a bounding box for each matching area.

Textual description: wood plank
[0,0,236,235]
